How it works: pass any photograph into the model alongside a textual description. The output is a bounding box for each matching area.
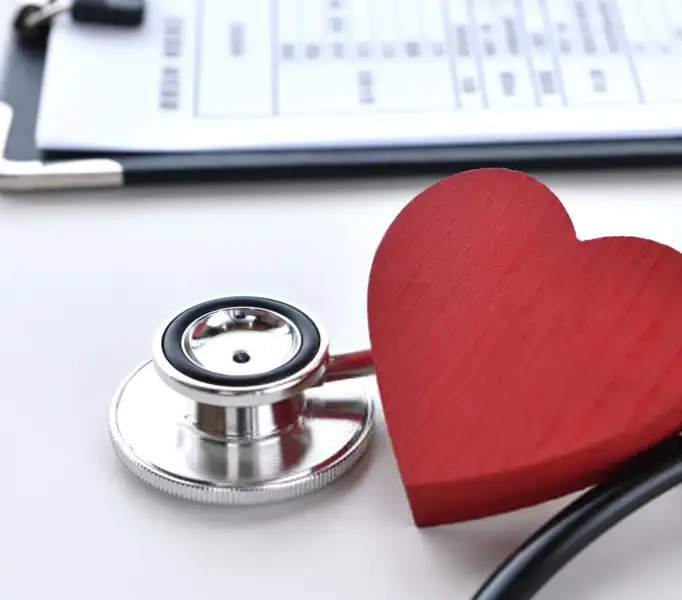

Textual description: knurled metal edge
[108,387,375,505]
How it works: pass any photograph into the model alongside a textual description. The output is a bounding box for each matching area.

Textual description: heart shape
[368,168,682,528]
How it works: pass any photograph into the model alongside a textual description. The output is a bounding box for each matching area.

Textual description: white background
[4,1,682,598]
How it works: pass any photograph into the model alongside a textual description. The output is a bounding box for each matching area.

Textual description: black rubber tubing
[472,434,682,600]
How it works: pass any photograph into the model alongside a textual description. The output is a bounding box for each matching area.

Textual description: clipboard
[4,19,682,192]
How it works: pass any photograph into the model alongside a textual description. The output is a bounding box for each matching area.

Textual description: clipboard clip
[15,0,145,45]
[0,102,123,192]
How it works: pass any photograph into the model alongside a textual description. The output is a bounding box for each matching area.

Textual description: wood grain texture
[367,168,682,527]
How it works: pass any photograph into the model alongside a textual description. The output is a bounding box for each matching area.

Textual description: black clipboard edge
[4,31,682,192]
[118,136,682,186]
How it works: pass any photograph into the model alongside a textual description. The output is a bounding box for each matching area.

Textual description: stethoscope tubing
[472,434,682,599]
[324,349,374,382]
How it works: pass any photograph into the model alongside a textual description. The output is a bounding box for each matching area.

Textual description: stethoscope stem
[324,349,375,383]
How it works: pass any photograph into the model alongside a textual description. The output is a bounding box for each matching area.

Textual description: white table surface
[3,3,682,599]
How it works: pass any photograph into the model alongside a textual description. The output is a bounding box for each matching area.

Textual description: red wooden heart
[368,168,682,528]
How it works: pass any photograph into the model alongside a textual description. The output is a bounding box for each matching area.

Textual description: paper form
[35,0,682,153]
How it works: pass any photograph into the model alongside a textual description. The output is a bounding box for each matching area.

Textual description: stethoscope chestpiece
[109,296,376,505]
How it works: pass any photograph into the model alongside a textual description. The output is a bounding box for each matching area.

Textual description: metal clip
[13,1,67,44]
[20,0,70,29]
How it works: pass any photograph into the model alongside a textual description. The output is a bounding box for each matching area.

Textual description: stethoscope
[110,294,682,600]
[110,295,376,505]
